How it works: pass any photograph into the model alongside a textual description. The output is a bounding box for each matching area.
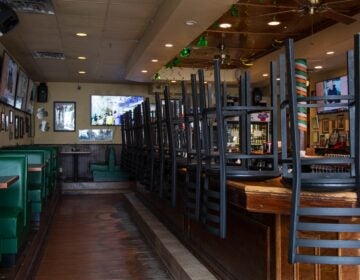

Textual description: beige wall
[33,82,151,145]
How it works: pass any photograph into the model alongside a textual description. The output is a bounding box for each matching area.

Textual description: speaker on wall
[0,3,19,36]
[37,82,48,103]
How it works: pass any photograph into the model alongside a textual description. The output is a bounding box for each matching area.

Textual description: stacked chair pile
[121,33,360,265]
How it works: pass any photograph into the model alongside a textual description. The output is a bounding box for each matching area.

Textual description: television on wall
[90,95,144,126]
[316,75,348,113]
[0,51,18,107]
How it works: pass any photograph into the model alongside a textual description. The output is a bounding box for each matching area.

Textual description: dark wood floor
[35,194,171,280]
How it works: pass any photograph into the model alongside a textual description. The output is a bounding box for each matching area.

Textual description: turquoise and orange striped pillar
[295,59,308,132]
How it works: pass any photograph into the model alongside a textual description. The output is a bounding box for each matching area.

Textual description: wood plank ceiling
[0,0,358,84]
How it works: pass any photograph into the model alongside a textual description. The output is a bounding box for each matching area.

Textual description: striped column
[295,59,308,132]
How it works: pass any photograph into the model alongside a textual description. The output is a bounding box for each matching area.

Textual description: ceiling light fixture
[76,32,87,37]
[77,56,87,60]
[314,65,323,69]
[326,51,335,55]
[262,73,269,77]
[171,80,176,83]
[78,70,86,74]
[165,43,173,48]
[141,70,148,73]
[185,20,197,26]
[219,22,232,29]
[267,19,281,26]
[151,59,159,62]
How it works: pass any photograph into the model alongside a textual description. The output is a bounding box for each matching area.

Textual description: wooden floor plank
[35,194,171,280]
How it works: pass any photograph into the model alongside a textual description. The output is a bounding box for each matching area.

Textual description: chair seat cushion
[0,207,23,237]
[92,170,128,182]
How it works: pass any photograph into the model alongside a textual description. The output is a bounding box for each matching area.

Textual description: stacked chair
[197,59,279,238]
[281,35,360,264]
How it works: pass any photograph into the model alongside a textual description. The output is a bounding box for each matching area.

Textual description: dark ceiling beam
[235,2,297,9]
[206,29,300,36]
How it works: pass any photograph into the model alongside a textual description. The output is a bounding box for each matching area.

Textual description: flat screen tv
[91,95,144,126]
[316,75,348,113]
[0,51,18,107]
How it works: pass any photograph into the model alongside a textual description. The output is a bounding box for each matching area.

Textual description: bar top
[28,164,47,172]
[0,175,19,189]
[60,151,91,155]
[227,177,358,215]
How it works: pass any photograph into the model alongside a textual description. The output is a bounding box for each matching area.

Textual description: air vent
[33,51,65,60]
[0,0,54,15]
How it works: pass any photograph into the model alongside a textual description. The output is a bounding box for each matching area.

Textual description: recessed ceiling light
[151,59,158,62]
[326,51,335,55]
[171,80,176,83]
[77,56,87,60]
[219,22,232,29]
[78,70,86,74]
[314,65,323,69]
[76,32,87,37]
[185,20,197,26]
[276,77,280,81]
[141,70,148,73]
[204,81,208,84]
[267,20,281,26]
[262,73,269,77]
[165,43,173,48]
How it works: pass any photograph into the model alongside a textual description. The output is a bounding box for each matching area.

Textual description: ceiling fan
[237,0,357,25]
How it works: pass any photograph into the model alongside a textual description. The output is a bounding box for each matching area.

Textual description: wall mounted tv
[91,95,144,126]
[315,75,348,113]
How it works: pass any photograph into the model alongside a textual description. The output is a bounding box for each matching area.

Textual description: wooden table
[28,164,47,172]
[0,175,19,189]
[60,151,91,182]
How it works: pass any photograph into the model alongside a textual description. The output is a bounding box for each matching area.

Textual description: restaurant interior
[0,0,359,279]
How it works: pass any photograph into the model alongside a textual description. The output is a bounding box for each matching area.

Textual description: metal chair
[282,36,360,264]
[200,59,280,238]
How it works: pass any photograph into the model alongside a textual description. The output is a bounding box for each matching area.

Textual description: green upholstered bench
[90,147,129,182]
[0,155,30,266]
[0,150,47,225]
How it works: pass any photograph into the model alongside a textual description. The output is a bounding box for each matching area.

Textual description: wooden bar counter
[135,175,360,280]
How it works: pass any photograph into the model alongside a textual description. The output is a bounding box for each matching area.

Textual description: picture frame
[0,112,4,130]
[311,116,319,129]
[337,115,344,130]
[0,51,18,107]
[312,131,319,144]
[5,115,8,131]
[19,117,24,138]
[322,118,329,133]
[14,116,19,139]
[9,110,13,124]
[14,68,28,111]
[54,101,76,132]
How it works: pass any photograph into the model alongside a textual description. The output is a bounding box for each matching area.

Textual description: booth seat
[90,147,128,182]
[0,155,30,266]
[0,150,47,224]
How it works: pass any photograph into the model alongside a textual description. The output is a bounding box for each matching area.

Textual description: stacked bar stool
[182,74,203,220]
[200,59,279,238]
[163,86,187,207]
[281,36,360,264]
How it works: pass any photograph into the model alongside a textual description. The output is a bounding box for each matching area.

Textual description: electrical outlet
[59,167,63,173]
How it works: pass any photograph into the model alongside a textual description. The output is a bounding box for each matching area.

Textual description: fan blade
[321,9,356,24]
[253,9,302,18]
[325,0,357,5]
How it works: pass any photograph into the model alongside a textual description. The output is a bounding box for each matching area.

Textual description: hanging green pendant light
[197,35,208,48]
[180,47,191,57]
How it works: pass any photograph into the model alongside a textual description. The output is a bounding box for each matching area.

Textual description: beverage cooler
[250,112,271,153]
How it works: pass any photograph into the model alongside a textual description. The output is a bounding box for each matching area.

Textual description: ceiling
[0,0,359,84]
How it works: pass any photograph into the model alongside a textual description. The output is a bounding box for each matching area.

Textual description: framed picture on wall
[338,115,344,130]
[14,116,19,139]
[54,101,76,132]
[0,112,5,130]
[0,51,18,107]
[312,131,319,144]
[322,118,329,133]
[9,110,13,124]
[5,115,8,131]
[14,69,28,111]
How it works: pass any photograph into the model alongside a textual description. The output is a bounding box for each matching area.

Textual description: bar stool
[182,74,203,220]
[200,59,279,238]
[282,36,360,264]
